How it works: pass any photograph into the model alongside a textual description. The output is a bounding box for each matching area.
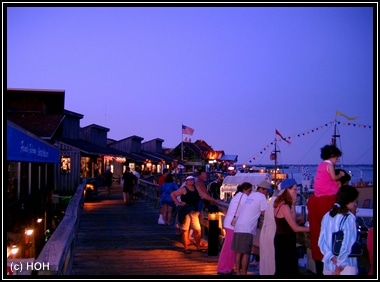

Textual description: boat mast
[272,138,280,187]
[331,118,340,146]
[331,118,344,170]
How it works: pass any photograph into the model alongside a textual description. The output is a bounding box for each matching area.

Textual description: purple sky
[6,4,375,165]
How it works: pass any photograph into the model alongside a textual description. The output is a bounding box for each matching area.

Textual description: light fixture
[11,245,19,255]
[25,229,33,236]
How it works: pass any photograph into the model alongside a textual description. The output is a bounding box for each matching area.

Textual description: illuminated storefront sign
[104,155,126,163]
[7,122,59,163]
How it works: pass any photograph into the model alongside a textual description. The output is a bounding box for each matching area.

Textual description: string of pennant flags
[248,120,372,162]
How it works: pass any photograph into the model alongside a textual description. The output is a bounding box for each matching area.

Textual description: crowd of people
[212,144,373,276]
[121,143,372,277]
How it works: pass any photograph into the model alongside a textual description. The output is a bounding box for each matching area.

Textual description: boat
[219,172,272,202]
[218,135,290,201]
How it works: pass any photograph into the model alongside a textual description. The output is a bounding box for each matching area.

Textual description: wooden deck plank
[71,184,224,277]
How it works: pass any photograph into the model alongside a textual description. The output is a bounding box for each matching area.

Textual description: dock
[10,180,371,277]
[71,184,259,277]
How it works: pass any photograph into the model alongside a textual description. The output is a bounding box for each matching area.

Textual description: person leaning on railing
[170,175,222,254]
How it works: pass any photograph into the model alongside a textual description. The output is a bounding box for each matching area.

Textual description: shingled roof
[56,137,127,157]
[7,112,65,139]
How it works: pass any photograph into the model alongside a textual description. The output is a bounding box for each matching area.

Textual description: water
[282,164,373,186]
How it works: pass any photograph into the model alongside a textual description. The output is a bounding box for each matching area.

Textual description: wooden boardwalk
[71,183,371,278]
[71,184,248,278]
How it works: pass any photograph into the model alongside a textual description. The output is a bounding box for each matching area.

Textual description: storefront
[7,120,60,259]
[7,121,59,202]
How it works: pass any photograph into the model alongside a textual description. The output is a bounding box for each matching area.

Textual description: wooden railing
[20,179,229,275]
[33,179,160,275]
[34,183,85,275]
[137,179,160,209]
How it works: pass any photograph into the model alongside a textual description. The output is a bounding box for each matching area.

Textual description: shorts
[232,232,253,254]
[160,199,176,208]
[123,186,133,194]
[181,210,201,232]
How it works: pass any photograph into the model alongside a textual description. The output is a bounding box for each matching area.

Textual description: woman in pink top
[307,145,344,275]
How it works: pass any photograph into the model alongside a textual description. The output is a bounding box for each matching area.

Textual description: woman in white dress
[259,190,279,275]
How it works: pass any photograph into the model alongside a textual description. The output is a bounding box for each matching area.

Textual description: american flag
[182,124,194,135]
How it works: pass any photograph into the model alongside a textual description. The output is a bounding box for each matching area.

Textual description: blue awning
[7,121,59,163]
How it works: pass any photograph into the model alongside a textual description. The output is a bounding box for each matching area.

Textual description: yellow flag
[336,110,358,120]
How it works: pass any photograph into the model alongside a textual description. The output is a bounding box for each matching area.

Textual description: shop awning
[7,120,59,163]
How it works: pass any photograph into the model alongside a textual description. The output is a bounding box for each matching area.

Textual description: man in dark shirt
[122,167,137,206]
[103,168,113,197]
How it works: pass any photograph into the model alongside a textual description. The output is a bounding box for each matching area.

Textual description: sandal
[183,249,192,254]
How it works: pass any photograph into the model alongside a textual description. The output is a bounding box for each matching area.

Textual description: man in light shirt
[231,181,270,275]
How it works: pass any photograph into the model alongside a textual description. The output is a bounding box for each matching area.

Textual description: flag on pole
[336,110,358,120]
[275,129,291,144]
[182,124,194,135]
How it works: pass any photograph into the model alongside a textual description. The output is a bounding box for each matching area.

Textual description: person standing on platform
[159,173,178,226]
[366,226,374,275]
[122,166,137,206]
[194,169,214,241]
[209,175,223,200]
[195,169,211,212]
[335,169,351,186]
[307,145,344,275]
[259,187,280,275]
[132,169,141,200]
[157,169,170,224]
[273,179,310,276]
[103,168,113,197]
[170,175,221,254]
[318,185,359,275]
[217,182,252,275]
[231,181,269,275]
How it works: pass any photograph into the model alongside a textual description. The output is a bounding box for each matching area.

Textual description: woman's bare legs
[167,205,173,225]
[162,204,168,225]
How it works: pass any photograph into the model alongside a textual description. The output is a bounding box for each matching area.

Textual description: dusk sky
[6,4,375,165]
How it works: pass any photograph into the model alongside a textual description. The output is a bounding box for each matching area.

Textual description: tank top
[314,160,339,197]
[275,204,294,235]
[181,186,200,211]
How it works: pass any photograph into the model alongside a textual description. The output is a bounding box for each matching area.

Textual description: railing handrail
[33,179,228,275]
[35,183,85,275]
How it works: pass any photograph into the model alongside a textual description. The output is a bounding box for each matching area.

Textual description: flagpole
[181,125,183,161]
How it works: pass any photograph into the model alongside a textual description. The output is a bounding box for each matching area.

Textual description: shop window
[60,156,71,174]
[80,157,90,178]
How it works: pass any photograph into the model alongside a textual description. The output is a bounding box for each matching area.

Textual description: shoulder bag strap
[339,215,348,230]
[233,194,244,217]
